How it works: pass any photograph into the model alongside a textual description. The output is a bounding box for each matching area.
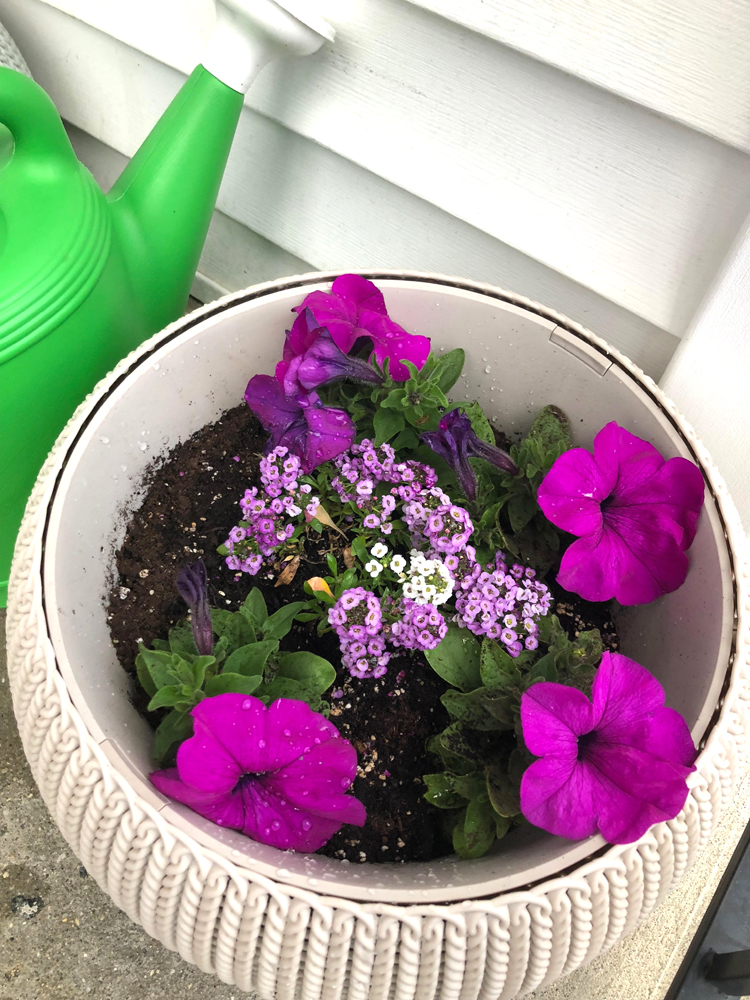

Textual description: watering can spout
[107,0,333,330]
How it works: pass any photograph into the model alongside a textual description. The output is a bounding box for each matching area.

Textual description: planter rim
[16,270,747,912]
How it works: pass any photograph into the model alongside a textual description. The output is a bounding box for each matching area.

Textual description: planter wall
[7,273,749,999]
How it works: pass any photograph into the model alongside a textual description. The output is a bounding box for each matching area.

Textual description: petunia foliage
[136,583,336,764]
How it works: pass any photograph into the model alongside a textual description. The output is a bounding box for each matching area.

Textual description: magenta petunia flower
[244,374,355,472]
[293,274,431,381]
[277,325,383,396]
[537,422,704,605]
[151,694,366,852]
[520,652,696,844]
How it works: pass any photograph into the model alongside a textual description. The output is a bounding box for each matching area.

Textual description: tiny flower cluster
[390,599,448,651]
[328,587,391,679]
[224,447,316,575]
[401,550,454,606]
[403,488,474,556]
[454,555,551,656]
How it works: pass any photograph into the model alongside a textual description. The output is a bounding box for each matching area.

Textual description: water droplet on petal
[241,699,252,710]
[264,827,271,836]
[301,819,312,831]
[271,820,281,831]
[340,777,351,789]
[301,790,309,797]
[283,729,291,738]
[258,739,266,748]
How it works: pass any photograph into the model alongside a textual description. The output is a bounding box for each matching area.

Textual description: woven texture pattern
[7,277,749,1000]
[0,19,31,76]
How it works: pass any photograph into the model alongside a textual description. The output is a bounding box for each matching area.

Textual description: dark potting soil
[107,404,620,865]
[107,404,452,864]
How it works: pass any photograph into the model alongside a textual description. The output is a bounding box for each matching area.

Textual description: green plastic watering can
[0,0,333,606]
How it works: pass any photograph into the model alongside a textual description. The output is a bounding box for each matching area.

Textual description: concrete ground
[2,605,748,1000]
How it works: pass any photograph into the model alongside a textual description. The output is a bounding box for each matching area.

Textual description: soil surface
[108,405,451,863]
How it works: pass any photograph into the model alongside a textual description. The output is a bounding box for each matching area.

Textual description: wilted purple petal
[520,652,696,845]
[300,397,356,470]
[422,408,518,501]
[538,422,704,605]
[150,694,366,853]
[176,560,213,656]
[244,374,302,433]
[296,330,383,391]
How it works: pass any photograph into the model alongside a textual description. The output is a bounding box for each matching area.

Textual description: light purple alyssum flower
[520,652,696,844]
[537,421,705,605]
[328,588,391,679]
[293,274,431,382]
[150,694,366,852]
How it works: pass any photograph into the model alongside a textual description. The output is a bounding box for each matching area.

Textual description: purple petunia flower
[176,560,213,656]
[244,375,355,473]
[277,317,383,396]
[421,408,518,501]
[293,274,431,382]
[520,652,696,844]
[150,694,366,852]
[537,422,705,605]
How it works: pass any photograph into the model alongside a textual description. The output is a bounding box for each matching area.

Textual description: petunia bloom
[537,422,704,605]
[151,694,366,852]
[294,274,431,381]
[520,652,696,844]
[277,323,383,396]
[421,408,518,501]
[176,560,213,655]
[245,374,355,472]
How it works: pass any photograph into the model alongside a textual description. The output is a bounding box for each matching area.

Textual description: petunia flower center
[576,730,598,760]
[235,771,266,791]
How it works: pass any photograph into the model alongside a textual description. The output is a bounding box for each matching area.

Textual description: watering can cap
[0,68,110,365]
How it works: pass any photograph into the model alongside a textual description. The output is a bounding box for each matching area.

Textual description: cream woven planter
[7,272,749,999]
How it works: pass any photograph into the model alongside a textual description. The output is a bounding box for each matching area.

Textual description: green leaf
[480,639,522,690]
[190,655,215,690]
[351,536,369,565]
[424,626,482,692]
[262,602,307,640]
[153,710,193,765]
[242,588,268,626]
[423,773,466,810]
[204,673,263,698]
[211,608,256,652]
[137,646,182,689]
[452,771,487,801]
[392,427,421,451]
[434,722,483,768]
[507,491,539,534]
[258,676,322,709]
[277,651,336,695]
[135,651,157,698]
[373,407,405,446]
[458,401,495,444]
[433,348,465,393]
[326,553,338,575]
[528,652,558,684]
[525,404,571,467]
[440,688,514,731]
[168,622,199,659]
[485,763,521,817]
[147,685,187,711]
[223,639,279,677]
[452,799,496,859]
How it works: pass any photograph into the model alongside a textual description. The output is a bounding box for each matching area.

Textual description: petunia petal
[520,681,593,756]
[591,652,667,737]
[609,456,704,550]
[150,768,247,829]
[520,756,599,840]
[294,290,360,354]
[302,400,356,471]
[175,722,242,794]
[587,742,693,844]
[331,273,389,315]
[369,322,431,382]
[184,694,271,777]
[244,374,301,433]
[557,517,691,605]
[263,738,365,825]
[536,448,611,536]
[284,308,324,362]
[592,422,665,494]
[238,780,344,852]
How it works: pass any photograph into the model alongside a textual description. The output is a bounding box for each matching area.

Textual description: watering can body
[0,0,333,605]
[0,65,244,604]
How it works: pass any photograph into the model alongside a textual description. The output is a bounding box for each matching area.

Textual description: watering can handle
[202,0,333,94]
[0,68,77,172]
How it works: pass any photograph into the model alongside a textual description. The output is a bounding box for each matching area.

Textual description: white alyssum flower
[400,550,454,606]
[390,554,407,575]
[365,559,384,578]
[370,542,389,559]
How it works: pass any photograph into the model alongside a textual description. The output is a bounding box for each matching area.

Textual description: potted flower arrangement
[7,272,747,999]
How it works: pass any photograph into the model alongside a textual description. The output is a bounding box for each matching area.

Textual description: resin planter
[7,272,749,999]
